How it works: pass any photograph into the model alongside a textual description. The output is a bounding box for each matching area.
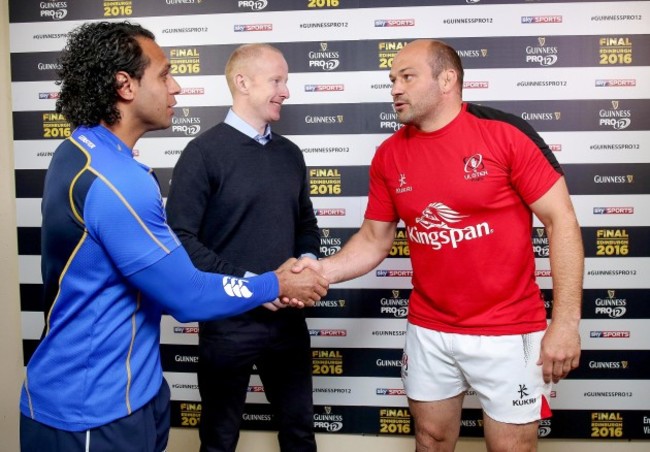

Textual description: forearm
[547,215,584,327]
[321,219,396,284]
[295,176,321,257]
[294,212,320,258]
[128,247,277,322]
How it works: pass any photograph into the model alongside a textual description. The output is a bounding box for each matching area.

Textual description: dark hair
[426,40,464,91]
[55,21,155,128]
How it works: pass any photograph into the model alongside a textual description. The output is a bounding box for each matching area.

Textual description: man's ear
[439,69,457,94]
[115,71,135,101]
[234,73,249,94]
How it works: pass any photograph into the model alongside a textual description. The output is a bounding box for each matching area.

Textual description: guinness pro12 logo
[308,43,341,71]
[172,108,201,136]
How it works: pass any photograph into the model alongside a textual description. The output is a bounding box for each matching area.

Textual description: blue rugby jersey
[21,125,278,431]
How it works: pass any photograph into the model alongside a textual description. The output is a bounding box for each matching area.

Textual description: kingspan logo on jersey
[40,1,68,20]
[222,277,253,298]
[408,202,493,250]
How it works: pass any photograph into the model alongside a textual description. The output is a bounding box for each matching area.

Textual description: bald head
[402,39,464,94]
[225,43,284,95]
[224,43,290,132]
[388,39,464,132]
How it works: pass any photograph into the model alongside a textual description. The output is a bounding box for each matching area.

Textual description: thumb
[291,260,309,273]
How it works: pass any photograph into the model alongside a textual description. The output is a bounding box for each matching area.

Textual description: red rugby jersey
[366,103,562,335]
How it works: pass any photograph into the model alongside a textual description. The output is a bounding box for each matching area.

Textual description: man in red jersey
[292,39,583,451]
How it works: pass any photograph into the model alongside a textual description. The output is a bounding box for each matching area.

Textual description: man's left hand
[538,321,581,384]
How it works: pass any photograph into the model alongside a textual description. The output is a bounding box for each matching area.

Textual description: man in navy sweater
[166,44,320,452]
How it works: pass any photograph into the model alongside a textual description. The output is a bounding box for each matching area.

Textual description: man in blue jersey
[19,21,328,452]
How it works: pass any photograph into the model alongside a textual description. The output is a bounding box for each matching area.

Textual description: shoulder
[178,122,243,161]
[271,133,300,150]
[271,133,305,159]
[464,103,538,138]
[375,126,408,156]
[95,159,158,198]
[186,122,232,146]
[48,138,90,173]
[466,102,518,123]
[465,103,559,170]
[83,159,161,233]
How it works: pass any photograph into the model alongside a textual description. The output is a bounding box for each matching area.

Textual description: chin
[149,122,171,133]
[395,113,409,124]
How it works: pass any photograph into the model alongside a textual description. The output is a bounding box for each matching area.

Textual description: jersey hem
[407,317,548,336]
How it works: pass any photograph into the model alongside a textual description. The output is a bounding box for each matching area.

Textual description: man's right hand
[290,256,324,276]
[274,258,328,307]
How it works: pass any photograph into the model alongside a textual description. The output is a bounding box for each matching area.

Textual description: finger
[552,361,566,383]
[314,275,329,293]
[262,302,279,312]
[301,298,316,308]
[571,356,580,370]
[272,298,287,309]
[286,298,305,308]
[315,285,328,297]
[542,360,553,384]
[291,261,309,273]
[558,359,575,380]
[292,258,320,274]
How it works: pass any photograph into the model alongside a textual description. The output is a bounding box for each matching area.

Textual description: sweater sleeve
[294,158,321,258]
[165,139,248,277]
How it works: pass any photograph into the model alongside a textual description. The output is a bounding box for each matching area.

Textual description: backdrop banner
[10,0,650,440]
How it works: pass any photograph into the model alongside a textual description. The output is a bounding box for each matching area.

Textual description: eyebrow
[389,66,415,79]
[395,66,415,74]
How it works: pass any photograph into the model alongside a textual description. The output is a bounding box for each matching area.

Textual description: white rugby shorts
[401,322,552,424]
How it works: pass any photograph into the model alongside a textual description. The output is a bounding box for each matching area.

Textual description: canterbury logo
[222,277,253,298]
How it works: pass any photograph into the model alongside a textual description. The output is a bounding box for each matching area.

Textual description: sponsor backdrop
[10,0,650,441]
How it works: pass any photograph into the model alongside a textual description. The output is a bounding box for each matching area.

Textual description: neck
[101,120,143,150]
[418,100,463,133]
[231,104,267,135]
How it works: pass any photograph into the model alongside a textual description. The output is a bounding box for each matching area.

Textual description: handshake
[273,257,328,309]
